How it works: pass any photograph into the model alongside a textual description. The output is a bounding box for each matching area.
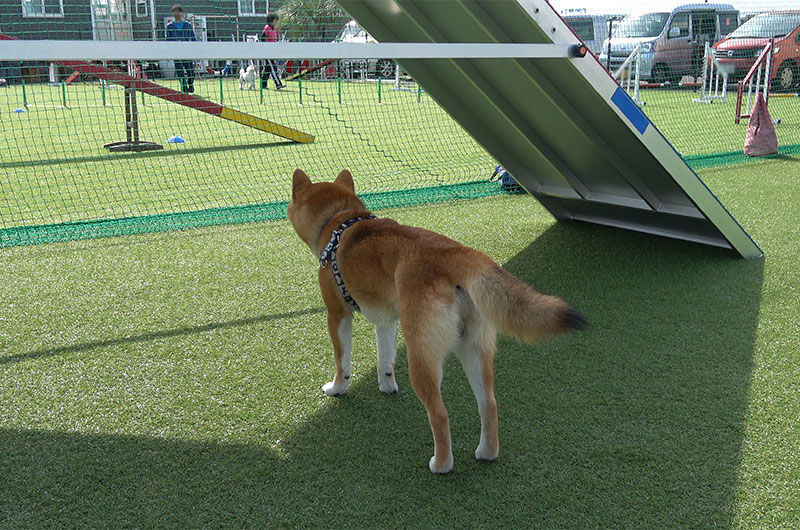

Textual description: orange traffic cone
[744,93,778,157]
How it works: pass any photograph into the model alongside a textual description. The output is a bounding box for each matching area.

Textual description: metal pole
[130,88,140,145]
[395,63,400,90]
[378,72,382,104]
[634,49,641,105]
[101,79,106,106]
[219,73,224,104]
[765,41,773,106]
[417,83,422,103]
[298,75,302,105]
[338,70,342,104]
[699,42,709,99]
[21,73,28,108]
[61,80,67,108]
[259,73,264,104]
[124,89,133,144]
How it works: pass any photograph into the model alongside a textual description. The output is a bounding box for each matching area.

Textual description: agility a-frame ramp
[339,0,763,258]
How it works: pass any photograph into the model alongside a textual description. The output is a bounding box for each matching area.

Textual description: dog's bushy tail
[471,264,588,343]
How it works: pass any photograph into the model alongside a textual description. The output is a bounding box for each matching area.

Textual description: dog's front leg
[322,310,353,396]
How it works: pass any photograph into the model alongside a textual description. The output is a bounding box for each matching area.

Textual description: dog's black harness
[319,215,376,312]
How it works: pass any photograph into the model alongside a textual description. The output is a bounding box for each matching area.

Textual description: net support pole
[21,73,28,108]
[61,80,68,108]
[338,71,342,104]
[298,75,302,106]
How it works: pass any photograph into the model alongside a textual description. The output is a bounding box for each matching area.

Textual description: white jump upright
[614,44,645,107]
[693,41,729,104]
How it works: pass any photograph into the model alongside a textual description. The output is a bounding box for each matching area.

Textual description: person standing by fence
[166,5,197,93]
[260,14,286,90]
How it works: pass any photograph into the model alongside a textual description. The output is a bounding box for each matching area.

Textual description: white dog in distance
[239,64,257,90]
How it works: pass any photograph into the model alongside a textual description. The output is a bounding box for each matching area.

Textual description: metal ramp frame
[338,0,762,258]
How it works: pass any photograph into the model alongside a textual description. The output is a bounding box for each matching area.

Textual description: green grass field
[1,78,493,229]
[1,153,799,526]
[2,78,799,234]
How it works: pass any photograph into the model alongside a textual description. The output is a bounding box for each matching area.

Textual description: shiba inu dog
[288,169,588,474]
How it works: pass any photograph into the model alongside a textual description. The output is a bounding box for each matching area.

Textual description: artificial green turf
[1,157,798,527]
[3,79,800,238]
[1,79,493,229]
[638,88,800,157]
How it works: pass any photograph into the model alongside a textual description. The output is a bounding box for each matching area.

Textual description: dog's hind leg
[455,322,499,462]
[406,339,452,474]
[400,294,459,473]
[376,323,398,394]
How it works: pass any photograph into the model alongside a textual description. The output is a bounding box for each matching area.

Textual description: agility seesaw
[0,33,314,145]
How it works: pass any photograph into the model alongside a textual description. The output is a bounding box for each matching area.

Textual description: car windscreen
[729,13,800,39]
[614,13,669,38]
[565,17,595,41]
[338,23,362,40]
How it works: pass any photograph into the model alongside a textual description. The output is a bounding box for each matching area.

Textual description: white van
[333,20,395,78]
[561,8,628,56]
[599,3,739,82]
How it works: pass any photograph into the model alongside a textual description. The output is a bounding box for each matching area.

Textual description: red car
[714,11,800,91]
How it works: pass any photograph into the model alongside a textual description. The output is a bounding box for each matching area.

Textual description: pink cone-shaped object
[744,93,778,157]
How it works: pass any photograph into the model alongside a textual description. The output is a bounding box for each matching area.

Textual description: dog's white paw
[378,379,398,394]
[322,380,348,396]
[428,455,454,475]
[475,444,499,461]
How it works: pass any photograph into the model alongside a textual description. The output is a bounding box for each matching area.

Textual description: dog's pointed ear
[292,169,312,199]
[334,169,355,192]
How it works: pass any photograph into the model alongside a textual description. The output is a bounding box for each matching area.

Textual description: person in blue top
[166,5,196,93]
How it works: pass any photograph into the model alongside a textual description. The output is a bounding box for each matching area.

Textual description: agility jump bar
[0,40,587,61]
[0,34,313,144]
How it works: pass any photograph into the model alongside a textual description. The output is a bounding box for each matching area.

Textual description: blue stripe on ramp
[611,87,650,135]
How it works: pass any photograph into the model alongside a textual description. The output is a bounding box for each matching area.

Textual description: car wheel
[775,62,799,92]
[651,63,669,84]
[378,59,395,78]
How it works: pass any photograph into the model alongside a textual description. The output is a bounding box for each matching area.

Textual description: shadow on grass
[0,141,296,170]
[0,307,324,367]
[0,222,763,527]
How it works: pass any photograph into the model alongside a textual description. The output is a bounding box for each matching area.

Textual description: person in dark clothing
[260,13,286,90]
[166,4,197,93]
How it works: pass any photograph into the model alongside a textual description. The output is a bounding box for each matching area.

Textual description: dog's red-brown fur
[288,169,587,473]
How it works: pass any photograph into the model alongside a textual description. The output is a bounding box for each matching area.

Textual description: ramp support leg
[104,87,163,153]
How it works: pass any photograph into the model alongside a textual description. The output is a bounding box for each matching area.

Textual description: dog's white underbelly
[359,303,399,328]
